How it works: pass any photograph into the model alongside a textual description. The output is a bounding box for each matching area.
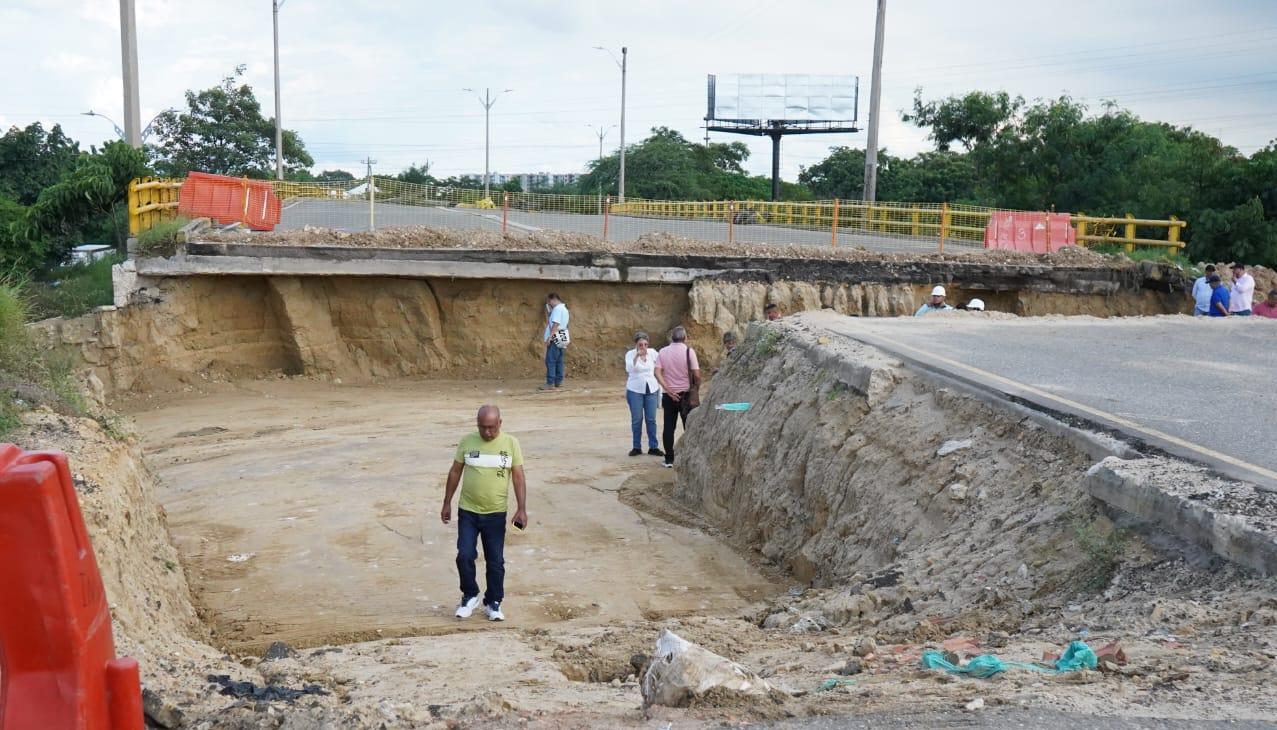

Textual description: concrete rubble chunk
[641,630,772,708]
[937,439,973,457]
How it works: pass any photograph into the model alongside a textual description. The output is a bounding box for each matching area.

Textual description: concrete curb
[1085,457,1277,576]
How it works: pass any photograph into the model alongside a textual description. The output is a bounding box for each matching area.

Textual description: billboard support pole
[863,0,887,203]
[769,128,783,202]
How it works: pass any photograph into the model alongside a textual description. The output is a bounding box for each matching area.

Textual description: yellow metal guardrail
[127,177,183,235]
[128,175,1187,252]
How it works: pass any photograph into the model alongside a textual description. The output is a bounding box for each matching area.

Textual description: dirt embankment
[36,268,1187,401]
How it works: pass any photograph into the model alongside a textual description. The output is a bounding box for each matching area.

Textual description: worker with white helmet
[915,285,955,316]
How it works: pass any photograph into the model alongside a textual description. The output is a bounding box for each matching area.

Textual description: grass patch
[1072,518,1128,591]
[26,253,123,320]
[0,273,87,437]
[755,329,782,356]
[1090,243,1195,272]
[136,216,190,257]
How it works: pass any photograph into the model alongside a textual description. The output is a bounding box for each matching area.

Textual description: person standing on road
[1208,275,1231,317]
[1254,289,1277,319]
[915,285,955,316]
[1229,263,1255,316]
[1192,265,1217,316]
[540,293,570,391]
[654,327,700,470]
[624,332,664,458]
[442,405,527,622]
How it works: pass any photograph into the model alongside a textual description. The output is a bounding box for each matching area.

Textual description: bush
[26,253,122,320]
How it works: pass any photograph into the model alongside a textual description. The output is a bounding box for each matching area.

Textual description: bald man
[442,405,527,621]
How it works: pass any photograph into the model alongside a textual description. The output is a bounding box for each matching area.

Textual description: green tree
[396,162,435,186]
[0,123,82,205]
[150,65,313,178]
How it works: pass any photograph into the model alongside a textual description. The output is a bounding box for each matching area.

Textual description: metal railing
[126,177,183,235]
[127,176,1188,253]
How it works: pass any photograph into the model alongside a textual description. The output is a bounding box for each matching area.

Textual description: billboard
[707,74,859,124]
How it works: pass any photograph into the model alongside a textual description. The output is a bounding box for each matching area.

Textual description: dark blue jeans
[545,345,565,386]
[456,508,506,605]
[626,388,660,449]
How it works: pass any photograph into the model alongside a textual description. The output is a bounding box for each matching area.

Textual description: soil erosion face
[125,379,772,651]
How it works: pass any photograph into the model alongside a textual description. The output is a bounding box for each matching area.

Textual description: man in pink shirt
[653,326,701,469]
[1254,289,1277,319]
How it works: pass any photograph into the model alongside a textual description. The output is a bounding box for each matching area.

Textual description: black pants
[456,508,506,605]
[661,392,689,465]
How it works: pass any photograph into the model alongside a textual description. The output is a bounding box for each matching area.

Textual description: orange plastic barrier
[177,171,282,231]
[0,444,143,730]
[984,211,1076,253]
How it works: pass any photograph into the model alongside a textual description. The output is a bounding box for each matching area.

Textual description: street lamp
[272,0,287,180]
[83,108,174,142]
[587,124,616,163]
[593,45,627,202]
[462,87,513,200]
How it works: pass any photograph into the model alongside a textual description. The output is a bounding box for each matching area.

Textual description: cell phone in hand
[513,519,526,530]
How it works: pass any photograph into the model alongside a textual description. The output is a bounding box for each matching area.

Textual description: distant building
[476,173,582,191]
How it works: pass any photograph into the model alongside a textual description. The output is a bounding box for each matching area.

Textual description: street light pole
[84,108,174,143]
[463,87,511,200]
[594,46,628,201]
[118,0,142,147]
[862,0,887,203]
[273,0,286,180]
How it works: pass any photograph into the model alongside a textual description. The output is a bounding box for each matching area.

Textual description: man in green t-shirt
[441,405,527,621]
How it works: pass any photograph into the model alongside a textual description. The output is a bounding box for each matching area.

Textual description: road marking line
[282,200,304,211]
[841,328,1277,484]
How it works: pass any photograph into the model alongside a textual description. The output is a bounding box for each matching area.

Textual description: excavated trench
[23,265,1277,726]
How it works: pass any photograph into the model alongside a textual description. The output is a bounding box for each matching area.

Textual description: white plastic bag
[640,629,771,707]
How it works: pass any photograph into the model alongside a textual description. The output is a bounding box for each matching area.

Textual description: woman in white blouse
[624,331,664,458]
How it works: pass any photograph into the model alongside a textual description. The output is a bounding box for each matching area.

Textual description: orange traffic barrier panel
[0,444,143,730]
[984,211,1076,253]
[177,171,282,231]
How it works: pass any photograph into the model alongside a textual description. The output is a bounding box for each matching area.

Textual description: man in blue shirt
[1208,275,1231,317]
[1191,264,1216,316]
[915,285,955,316]
[540,293,570,390]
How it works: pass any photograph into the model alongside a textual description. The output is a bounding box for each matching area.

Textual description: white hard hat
[931,285,946,297]
[967,298,985,311]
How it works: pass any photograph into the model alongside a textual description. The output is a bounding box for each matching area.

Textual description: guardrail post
[728,201,735,244]
[1043,211,1052,253]
[603,196,611,241]
[1075,213,1087,248]
[1168,215,1182,249]
[502,192,509,234]
[127,179,141,236]
[1124,213,1136,254]
[911,206,920,237]
[938,202,950,253]
[831,199,840,248]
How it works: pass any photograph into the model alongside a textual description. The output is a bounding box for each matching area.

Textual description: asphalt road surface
[803,312,1277,488]
[277,198,983,255]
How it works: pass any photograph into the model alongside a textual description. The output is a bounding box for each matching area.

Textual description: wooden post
[831,199,840,248]
[1124,213,1136,254]
[938,202,950,253]
[603,196,611,240]
[1043,211,1052,253]
[501,192,509,234]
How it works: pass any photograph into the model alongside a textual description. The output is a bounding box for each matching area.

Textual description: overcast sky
[3,0,1275,181]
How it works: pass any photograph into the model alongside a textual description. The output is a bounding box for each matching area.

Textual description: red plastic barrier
[0,444,143,730]
[177,171,282,231]
[984,211,1076,253]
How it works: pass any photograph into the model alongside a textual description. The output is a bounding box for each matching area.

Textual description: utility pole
[118,0,142,147]
[594,46,628,201]
[361,156,377,231]
[862,0,887,203]
[464,87,511,200]
[273,0,286,180]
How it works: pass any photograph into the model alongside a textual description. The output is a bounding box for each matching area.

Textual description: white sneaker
[485,602,505,621]
[455,595,481,619]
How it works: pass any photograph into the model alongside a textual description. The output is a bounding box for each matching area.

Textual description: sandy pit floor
[124,378,773,652]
